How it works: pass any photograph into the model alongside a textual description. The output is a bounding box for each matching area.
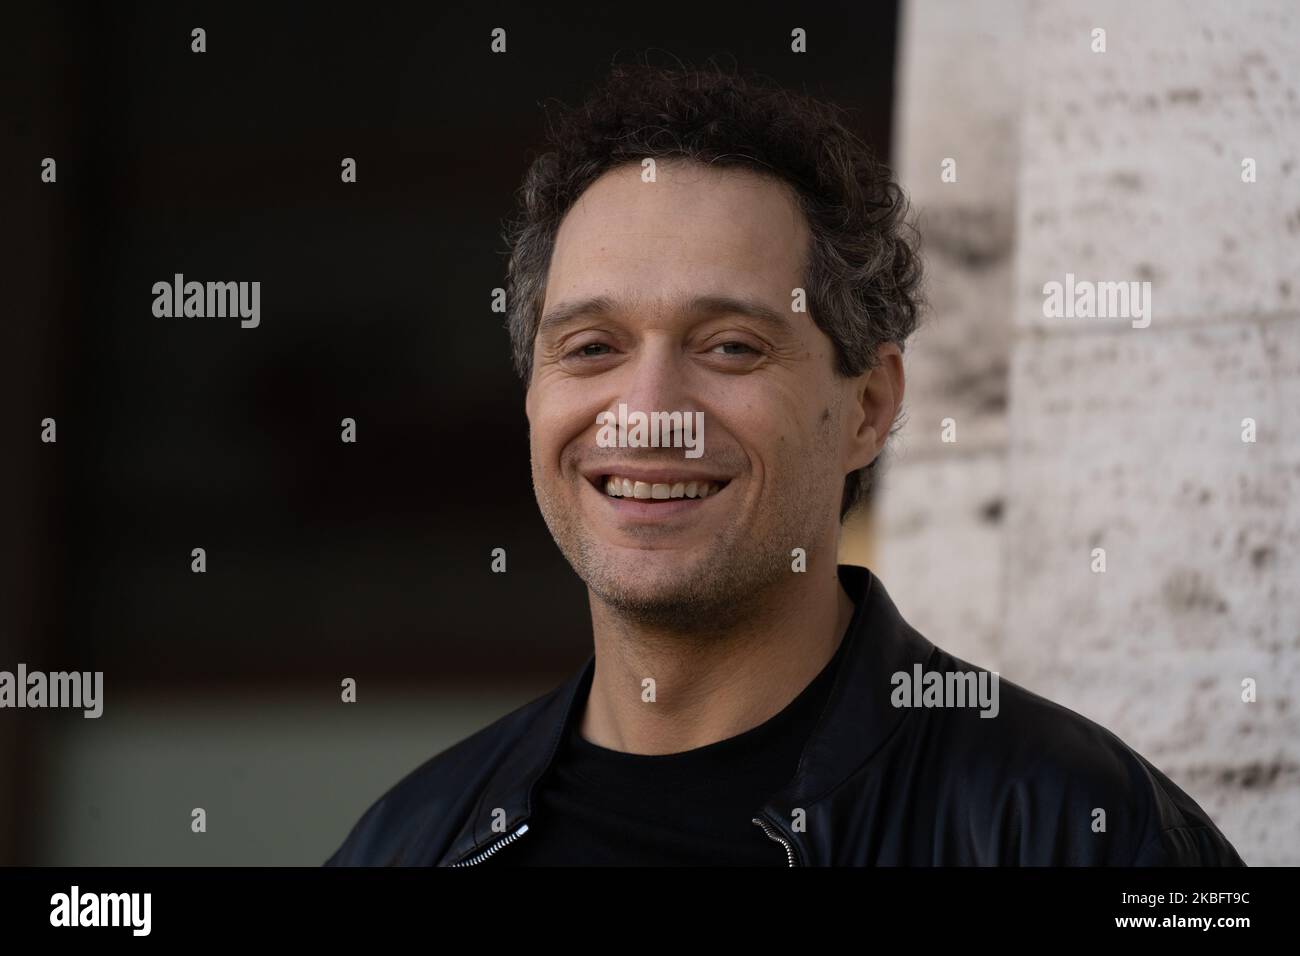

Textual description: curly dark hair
[502,60,924,520]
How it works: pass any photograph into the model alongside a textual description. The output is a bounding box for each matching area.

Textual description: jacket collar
[755,565,934,863]
[439,564,931,865]
[438,652,595,865]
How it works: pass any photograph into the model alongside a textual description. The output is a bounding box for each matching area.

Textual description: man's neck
[578,565,856,755]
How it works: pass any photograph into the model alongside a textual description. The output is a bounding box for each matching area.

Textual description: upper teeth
[603,476,724,499]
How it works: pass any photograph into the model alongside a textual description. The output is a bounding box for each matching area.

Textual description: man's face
[525,160,860,627]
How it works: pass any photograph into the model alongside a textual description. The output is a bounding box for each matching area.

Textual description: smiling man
[325,63,1244,867]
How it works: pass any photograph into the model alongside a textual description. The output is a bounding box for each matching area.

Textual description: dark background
[1,1,897,863]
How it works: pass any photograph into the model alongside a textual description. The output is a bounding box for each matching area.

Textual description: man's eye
[569,342,612,358]
[712,341,758,355]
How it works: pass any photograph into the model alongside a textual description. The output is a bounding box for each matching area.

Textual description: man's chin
[586,556,701,604]
[577,548,771,631]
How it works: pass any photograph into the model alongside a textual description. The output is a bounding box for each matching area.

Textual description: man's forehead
[543,164,810,327]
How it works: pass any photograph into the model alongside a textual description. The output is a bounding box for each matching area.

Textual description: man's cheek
[528,420,564,469]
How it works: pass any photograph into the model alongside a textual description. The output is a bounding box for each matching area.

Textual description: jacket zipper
[452,819,796,866]
[449,823,530,866]
[752,816,800,866]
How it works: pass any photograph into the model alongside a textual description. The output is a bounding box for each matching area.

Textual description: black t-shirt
[493,631,849,866]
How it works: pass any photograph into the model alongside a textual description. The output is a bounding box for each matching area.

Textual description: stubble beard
[532,465,830,635]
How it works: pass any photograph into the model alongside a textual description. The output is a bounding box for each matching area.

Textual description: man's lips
[579,467,733,519]
[583,477,730,520]
[580,467,732,501]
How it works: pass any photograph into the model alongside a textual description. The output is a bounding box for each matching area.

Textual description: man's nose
[616,338,690,419]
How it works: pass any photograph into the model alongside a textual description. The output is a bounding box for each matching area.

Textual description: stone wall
[877,0,1299,864]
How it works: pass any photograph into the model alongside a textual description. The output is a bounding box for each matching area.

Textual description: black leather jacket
[325,564,1245,866]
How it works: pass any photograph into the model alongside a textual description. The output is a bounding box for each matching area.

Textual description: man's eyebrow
[683,294,792,332]
[537,295,618,336]
[537,294,792,336]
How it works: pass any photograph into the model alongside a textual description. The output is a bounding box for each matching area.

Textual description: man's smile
[579,466,734,522]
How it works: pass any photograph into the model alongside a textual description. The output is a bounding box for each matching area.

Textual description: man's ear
[845,342,904,472]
